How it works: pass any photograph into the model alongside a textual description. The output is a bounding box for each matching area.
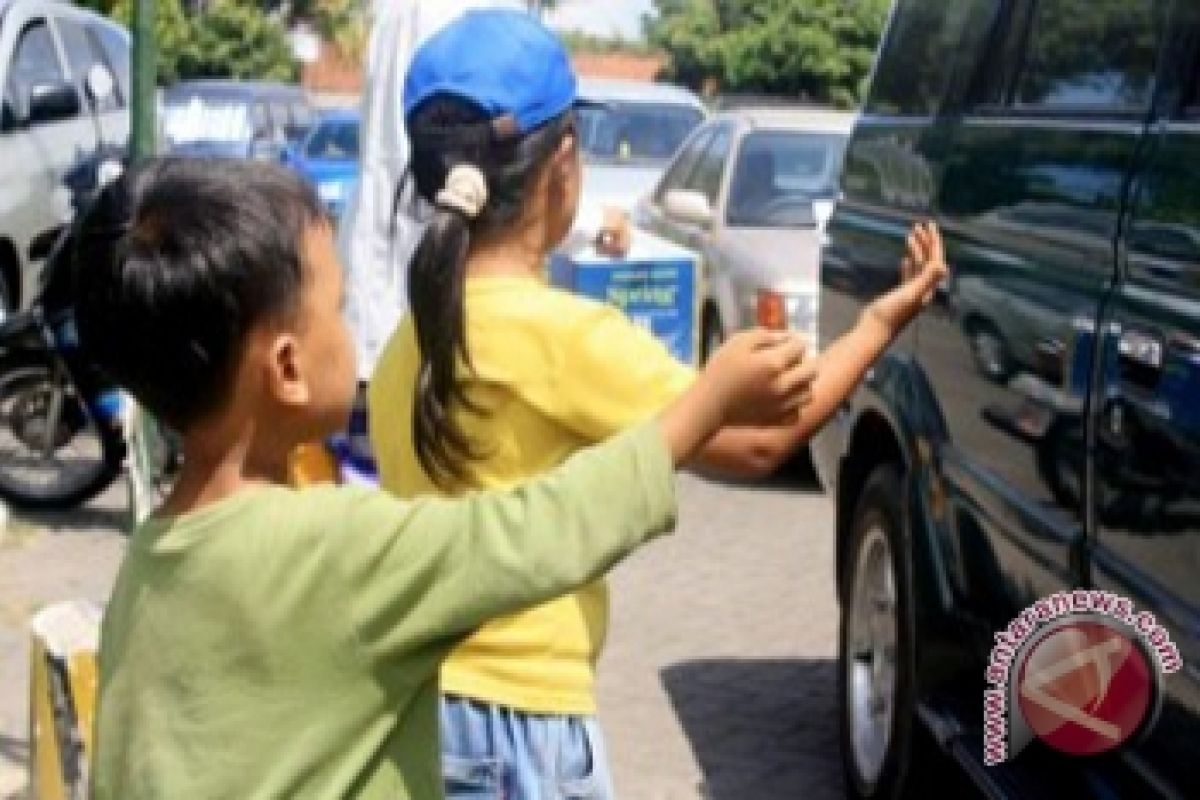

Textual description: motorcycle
[0,66,128,510]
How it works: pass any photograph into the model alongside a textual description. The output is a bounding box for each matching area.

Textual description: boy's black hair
[74,158,324,431]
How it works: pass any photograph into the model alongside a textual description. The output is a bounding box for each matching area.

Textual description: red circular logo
[1016,620,1154,757]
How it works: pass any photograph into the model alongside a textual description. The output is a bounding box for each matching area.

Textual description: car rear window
[578,101,704,165]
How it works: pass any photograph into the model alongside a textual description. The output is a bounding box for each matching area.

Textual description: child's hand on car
[866,221,950,335]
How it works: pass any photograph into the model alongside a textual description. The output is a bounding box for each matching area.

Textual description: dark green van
[815,1,1200,797]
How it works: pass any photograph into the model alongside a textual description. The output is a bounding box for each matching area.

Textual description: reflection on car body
[813,0,1200,797]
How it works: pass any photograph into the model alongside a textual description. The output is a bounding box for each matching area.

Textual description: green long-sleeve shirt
[93,423,675,799]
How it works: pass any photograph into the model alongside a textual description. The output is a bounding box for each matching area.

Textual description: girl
[369,10,948,799]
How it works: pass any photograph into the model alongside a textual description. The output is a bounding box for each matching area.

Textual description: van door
[0,15,90,304]
[925,0,1163,638]
[1089,6,1200,793]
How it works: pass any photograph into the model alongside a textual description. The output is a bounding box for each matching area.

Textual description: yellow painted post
[66,653,99,763]
[28,638,69,800]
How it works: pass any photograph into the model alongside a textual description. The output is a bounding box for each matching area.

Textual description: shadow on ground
[662,658,845,800]
[12,502,127,536]
[0,733,27,800]
[0,734,26,767]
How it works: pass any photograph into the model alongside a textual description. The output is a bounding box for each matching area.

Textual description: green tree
[109,0,194,84]
[106,0,297,83]
[177,1,297,82]
[646,0,891,108]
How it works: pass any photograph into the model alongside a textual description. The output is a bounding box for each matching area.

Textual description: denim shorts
[440,695,615,800]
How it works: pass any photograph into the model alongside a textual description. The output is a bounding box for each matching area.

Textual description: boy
[78,159,816,799]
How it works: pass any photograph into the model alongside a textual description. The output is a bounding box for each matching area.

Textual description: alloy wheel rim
[846,524,898,785]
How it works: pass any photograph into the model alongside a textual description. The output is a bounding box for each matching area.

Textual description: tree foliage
[645,0,891,108]
[99,0,298,84]
[177,1,298,82]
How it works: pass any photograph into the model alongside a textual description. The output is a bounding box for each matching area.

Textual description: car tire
[839,464,933,799]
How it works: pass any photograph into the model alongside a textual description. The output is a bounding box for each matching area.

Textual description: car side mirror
[664,190,714,228]
[24,81,81,126]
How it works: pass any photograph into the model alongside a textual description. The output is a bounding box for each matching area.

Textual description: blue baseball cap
[405,9,582,136]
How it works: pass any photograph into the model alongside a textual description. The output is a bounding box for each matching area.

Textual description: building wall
[571,52,665,82]
[300,42,667,97]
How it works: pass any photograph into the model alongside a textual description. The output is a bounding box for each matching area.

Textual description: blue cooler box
[549,233,700,366]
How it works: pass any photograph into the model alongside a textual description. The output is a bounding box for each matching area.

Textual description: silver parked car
[637,108,854,361]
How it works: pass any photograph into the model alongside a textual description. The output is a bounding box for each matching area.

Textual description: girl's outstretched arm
[691,222,950,479]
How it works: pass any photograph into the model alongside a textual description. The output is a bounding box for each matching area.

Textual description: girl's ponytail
[405,95,573,488]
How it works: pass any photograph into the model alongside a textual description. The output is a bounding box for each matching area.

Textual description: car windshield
[727,130,847,228]
[305,119,359,160]
[577,101,703,165]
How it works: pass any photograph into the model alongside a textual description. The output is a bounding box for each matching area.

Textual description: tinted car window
[683,126,732,204]
[1013,0,1160,110]
[57,19,122,111]
[728,131,846,228]
[4,21,70,127]
[578,102,703,165]
[867,0,999,115]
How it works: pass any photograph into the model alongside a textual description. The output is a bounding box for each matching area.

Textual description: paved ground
[0,471,845,799]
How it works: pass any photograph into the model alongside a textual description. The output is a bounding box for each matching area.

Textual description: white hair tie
[436,164,489,219]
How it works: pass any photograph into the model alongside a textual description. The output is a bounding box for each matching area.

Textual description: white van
[0,0,129,318]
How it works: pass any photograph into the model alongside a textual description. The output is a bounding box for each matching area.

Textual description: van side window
[89,24,131,103]
[3,21,69,129]
[57,19,122,112]
[866,0,999,116]
[1011,0,1160,111]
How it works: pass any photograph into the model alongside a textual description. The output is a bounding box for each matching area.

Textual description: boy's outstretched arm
[691,222,950,478]
[330,330,813,663]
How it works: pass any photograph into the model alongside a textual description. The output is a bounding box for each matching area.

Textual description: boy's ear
[266,332,310,409]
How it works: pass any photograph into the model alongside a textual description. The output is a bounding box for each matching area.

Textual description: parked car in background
[638,108,852,361]
[0,0,129,319]
[282,109,360,221]
[815,1,1200,798]
[575,78,705,220]
[161,80,315,160]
